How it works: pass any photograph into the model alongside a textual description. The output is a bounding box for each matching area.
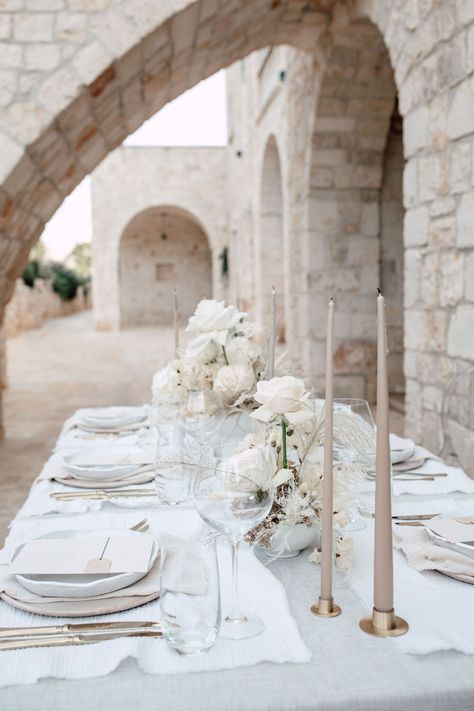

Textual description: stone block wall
[4,278,89,340]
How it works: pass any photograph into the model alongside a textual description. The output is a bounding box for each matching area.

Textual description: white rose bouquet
[245,376,355,569]
[151,299,266,415]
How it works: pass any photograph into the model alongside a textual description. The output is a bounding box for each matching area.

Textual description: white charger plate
[13,529,158,598]
[63,452,140,480]
[82,411,147,430]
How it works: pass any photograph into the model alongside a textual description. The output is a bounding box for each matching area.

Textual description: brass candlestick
[359,608,408,637]
[311,596,341,618]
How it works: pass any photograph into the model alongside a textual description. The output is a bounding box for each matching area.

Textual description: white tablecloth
[1,406,474,707]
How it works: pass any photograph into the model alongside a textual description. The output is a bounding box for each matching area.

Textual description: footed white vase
[261,523,319,559]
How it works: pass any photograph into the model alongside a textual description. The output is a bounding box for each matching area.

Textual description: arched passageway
[119,207,212,328]
[307,17,404,404]
[259,136,285,342]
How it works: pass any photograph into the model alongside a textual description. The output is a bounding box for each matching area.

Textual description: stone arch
[0,1,331,322]
[306,15,403,402]
[258,135,286,341]
[118,205,212,328]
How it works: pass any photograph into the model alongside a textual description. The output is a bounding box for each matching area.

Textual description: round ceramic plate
[390,437,415,464]
[425,522,474,561]
[0,590,160,617]
[82,412,147,430]
[63,452,138,480]
[14,529,158,598]
[56,469,154,489]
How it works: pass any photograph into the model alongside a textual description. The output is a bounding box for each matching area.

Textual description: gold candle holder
[311,596,341,618]
[359,608,408,637]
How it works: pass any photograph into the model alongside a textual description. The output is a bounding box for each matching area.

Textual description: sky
[41,70,228,261]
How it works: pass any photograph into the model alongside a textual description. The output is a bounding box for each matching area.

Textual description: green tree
[67,242,92,280]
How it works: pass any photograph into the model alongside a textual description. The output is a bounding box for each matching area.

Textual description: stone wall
[91,145,227,330]
[119,207,212,327]
[4,278,89,340]
[0,0,473,461]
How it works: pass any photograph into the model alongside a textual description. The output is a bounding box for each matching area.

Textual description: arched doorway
[307,18,404,407]
[259,136,285,342]
[119,207,212,328]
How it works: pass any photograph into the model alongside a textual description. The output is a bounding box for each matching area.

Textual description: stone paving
[0,309,404,545]
[0,310,177,543]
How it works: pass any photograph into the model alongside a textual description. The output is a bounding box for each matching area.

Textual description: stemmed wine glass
[194,454,274,640]
[178,389,221,450]
[332,398,376,531]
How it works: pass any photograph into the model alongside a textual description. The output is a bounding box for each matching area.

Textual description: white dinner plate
[425,523,474,561]
[390,434,415,464]
[13,529,158,598]
[63,451,141,480]
[82,411,147,430]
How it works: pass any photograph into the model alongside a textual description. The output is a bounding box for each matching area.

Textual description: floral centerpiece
[232,375,356,567]
[152,299,265,414]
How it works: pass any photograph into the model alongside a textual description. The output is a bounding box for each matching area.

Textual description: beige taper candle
[373,290,393,613]
[267,286,276,379]
[173,288,179,357]
[320,298,334,600]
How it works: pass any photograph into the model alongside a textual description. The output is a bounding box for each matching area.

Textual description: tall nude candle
[321,298,334,601]
[267,286,276,379]
[173,289,179,357]
[373,291,393,613]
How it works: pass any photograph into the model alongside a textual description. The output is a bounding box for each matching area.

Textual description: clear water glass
[160,536,220,656]
[332,398,376,531]
[194,456,273,640]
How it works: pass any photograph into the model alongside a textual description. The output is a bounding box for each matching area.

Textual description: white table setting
[1,296,474,711]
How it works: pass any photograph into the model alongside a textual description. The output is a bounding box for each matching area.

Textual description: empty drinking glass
[194,454,274,640]
[160,535,220,655]
[332,398,376,531]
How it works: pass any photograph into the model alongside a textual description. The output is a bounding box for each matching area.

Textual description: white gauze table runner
[349,497,474,655]
[0,470,310,687]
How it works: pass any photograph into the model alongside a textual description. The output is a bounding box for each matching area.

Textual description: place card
[11,535,154,575]
[425,517,474,544]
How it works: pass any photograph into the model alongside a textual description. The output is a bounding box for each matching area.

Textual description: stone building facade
[91,146,227,330]
[0,0,472,466]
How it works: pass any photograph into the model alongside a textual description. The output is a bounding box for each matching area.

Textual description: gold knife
[0,621,161,639]
[392,514,438,521]
[0,629,162,651]
[50,489,155,500]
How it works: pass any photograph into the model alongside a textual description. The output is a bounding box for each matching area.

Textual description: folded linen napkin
[61,406,150,435]
[37,448,155,483]
[393,525,474,576]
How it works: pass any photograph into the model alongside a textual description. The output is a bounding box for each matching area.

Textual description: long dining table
[1,407,474,711]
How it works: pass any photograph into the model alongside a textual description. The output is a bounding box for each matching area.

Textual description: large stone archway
[0,0,472,453]
[305,17,399,401]
[119,206,212,328]
[258,135,285,341]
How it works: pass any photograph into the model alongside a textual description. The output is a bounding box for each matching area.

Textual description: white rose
[186,299,246,334]
[152,363,186,405]
[213,364,256,405]
[250,376,311,425]
[185,332,220,364]
[223,443,277,492]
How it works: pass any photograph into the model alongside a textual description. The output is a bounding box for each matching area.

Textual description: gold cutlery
[0,629,162,651]
[392,514,439,521]
[394,521,423,527]
[0,620,161,640]
[50,489,155,501]
[129,518,149,532]
[454,516,474,524]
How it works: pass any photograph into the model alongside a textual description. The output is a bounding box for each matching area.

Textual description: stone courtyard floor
[0,310,404,544]
[0,310,177,543]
